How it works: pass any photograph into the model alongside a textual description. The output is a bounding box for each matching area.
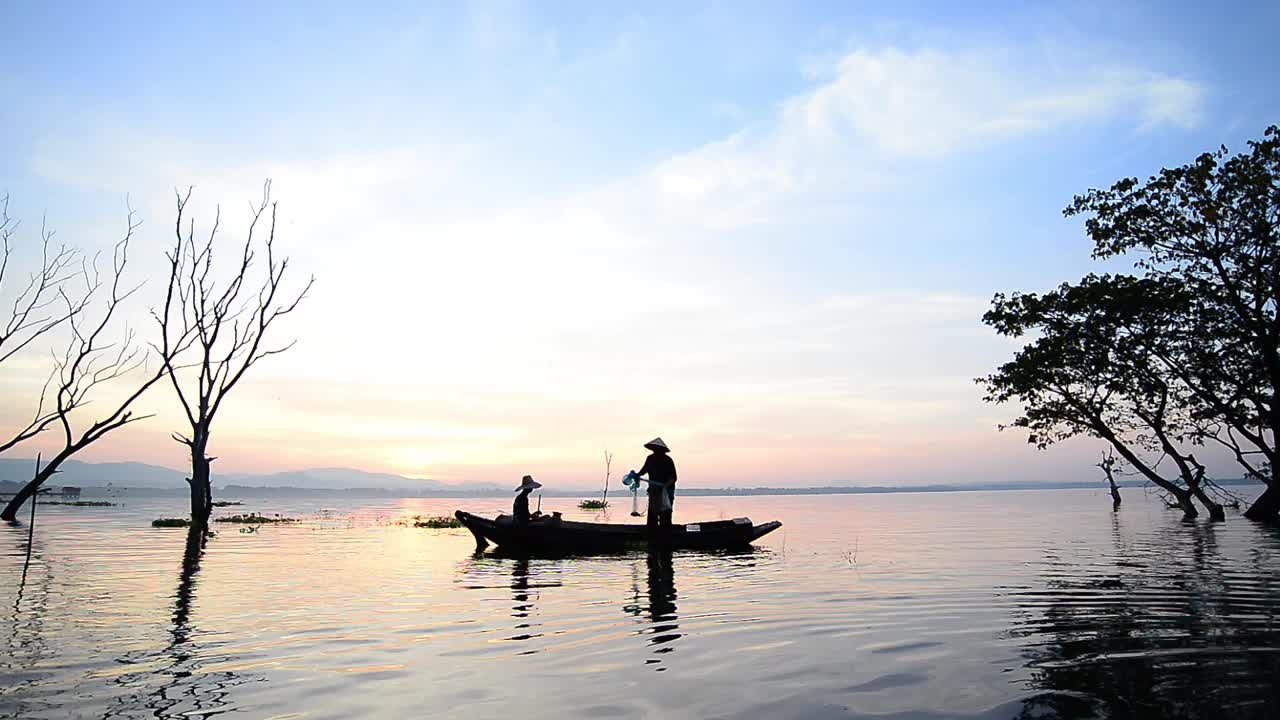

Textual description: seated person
[513,475,543,524]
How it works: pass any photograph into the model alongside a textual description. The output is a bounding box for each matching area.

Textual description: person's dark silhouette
[634,437,677,537]
[512,475,541,525]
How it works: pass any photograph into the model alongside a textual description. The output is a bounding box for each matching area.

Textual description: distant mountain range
[0,457,1259,499]
[0,458,503,494]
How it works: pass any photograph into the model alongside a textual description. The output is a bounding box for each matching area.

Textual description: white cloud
[1140,76,1204,130]
[644,47,1206,224]
[795,48,1204,157]
[12,41,1212,485]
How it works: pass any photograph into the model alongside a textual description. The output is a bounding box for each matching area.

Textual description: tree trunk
[1181,460,1225,522]
[1244,482,1280,521]
[1097,430,1196,520]
[188,434,213,530]
[1,477,41,522]
[1099,457,1122,511]
[1190,486,1226,521]
[1172,490,1198,520]
[1252,392,1280,521]
[1,450,72,521]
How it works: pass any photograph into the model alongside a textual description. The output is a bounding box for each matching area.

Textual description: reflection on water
[507,556,559,645]
[642,550,681,669]
[101,529,253,719]
[619,549,682,669]
[5,525,52,709]
[1006,518,1280,719]
[1,491,1279,719]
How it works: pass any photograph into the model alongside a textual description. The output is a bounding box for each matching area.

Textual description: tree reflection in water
[1009,517,1280,719]
[3,522,55,716]
[103,528,252,719]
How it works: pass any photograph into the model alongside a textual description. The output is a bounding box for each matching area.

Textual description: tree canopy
[982,126,1278,520]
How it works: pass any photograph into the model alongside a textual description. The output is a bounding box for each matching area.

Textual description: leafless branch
[0,195,95,367]
[2,201,184,521]
[155,180,311,528]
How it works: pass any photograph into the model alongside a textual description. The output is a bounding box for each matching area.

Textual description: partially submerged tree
[1,204,186,520]
[156,182,312,532]
[1097,450,1122,511]
[1064,127,1279,519]
[983,126,1279,521]
[980,274,1215,519]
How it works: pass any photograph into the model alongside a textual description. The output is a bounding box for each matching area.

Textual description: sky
[1,1,1277,489]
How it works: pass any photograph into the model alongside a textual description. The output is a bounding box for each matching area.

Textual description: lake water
[2,488,1279,719]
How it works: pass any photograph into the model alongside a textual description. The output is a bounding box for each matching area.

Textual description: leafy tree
[980,274,1218,519]
[1065,127,1278,519]
[983,126,1278,520]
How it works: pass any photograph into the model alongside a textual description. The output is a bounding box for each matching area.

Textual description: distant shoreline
[2,458,1260,500]
[3,478,1257,500]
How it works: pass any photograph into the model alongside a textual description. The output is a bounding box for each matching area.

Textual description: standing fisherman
[634,438,677,533]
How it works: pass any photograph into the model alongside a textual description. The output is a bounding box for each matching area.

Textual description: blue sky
[1,2,1278,487]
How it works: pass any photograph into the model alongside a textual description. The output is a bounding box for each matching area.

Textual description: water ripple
[1,491,1278,718]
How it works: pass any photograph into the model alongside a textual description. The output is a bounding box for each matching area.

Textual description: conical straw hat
[643,437,669,452]
[514,475,543,492]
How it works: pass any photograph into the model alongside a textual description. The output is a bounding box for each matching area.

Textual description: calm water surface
[3,489,1279,719]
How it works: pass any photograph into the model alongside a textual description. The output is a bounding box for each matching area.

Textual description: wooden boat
[455,510,781,553]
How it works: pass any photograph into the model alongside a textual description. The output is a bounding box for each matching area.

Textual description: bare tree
[602,447,613,505]
[1096,450,1123,511]
[0,194,95,455]
[156,182,312,532]
[1,205,186,521]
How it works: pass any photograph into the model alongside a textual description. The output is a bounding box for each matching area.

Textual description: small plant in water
[841,538,860,567]
[214,513,298,524]
[411,515,461,529]
[151,518,191,528]
[578,499,609,510]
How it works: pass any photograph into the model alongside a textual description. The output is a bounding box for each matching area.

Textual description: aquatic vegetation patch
[48,500,116,506]
[578,499,609,510]
[211,500,243,507]
[151,518,191,528]
[214,513,299,524]
[411,515,461,529]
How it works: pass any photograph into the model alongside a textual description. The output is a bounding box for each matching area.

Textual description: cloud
[1140,76,1204,130]
[794,49,1204,156]
[11,39,1214,486]
[645,46,1206,224]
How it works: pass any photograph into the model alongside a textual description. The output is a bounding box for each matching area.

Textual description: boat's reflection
[468,545,763,668]
[461,550,564,650]
[508,557,551,645]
